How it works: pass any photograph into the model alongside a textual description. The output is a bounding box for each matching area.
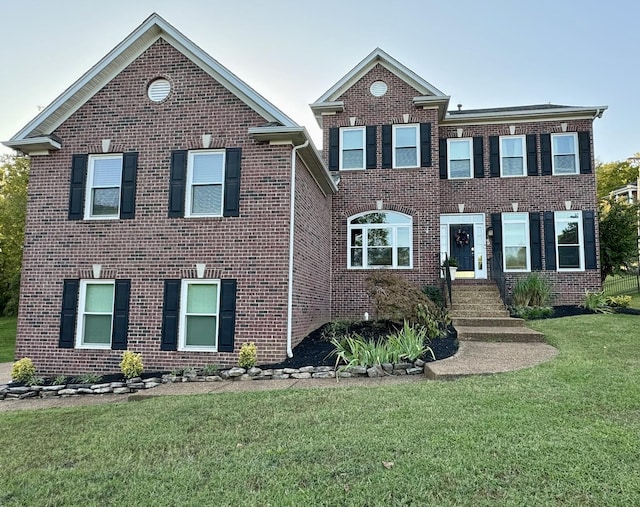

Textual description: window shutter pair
[438,137,484,179]
[542,210,596,270]
[68,153,138,220]
[381,123,432,169]
[490,213,541,271]
[540,132,592,175]
[161,279,237,352]
[59,279,131,349]
[488,135,538,177]
[169,148,241,217]
[328,126,378,170]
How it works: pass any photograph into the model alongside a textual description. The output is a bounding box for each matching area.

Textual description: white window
[502,213,530,272]
[500,136,526,177]
[85,154,123,219]
[348,211,412,269]
[340,127,365,170]
[76,280,115,349]
[393,125,419,168]
[179,280,220,351]
[447,139,473,179]
[186,150,225,217]
[552,133,579,175]
[555,211,584,271]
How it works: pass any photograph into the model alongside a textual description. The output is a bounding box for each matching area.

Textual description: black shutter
[120,152,138,219]
[529,212,542,270]
[218,279,237,353]
[169,150,187,217]
[420,123,432,167]
[161,280,181,351]
[583,210,597,269]
[68,155,87,220]
[543,211,556,270]
[578,131,592,174]
[112,280,131,350]
[59,280,79,348]
[223,147,241,217]
[328,128,339,171]
[526,134,538,176]
[473,137,484,178]
[489,136,500,177]
[366,126,377,169]
[491,213,502,270]
[541,134,552,175]
[439,139,447,179]
[382,125,392,169]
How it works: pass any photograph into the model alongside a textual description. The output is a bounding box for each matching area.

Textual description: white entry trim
[440,213,487,279]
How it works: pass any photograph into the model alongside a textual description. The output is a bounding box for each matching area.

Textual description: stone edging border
[1,360,427,401]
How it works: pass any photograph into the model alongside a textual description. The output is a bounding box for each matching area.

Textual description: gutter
[286,139,309,357]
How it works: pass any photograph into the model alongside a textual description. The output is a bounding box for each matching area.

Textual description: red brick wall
[17,39,309,374]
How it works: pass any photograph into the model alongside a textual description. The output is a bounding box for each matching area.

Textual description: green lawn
[1,314,639,506]
[0,316,16,363]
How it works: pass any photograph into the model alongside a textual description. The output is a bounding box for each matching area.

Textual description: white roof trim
[442,106,608,125]
[7,13,296,145]
[314,48,447,104]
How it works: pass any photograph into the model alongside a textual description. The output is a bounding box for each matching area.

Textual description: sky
[0,0,638,162]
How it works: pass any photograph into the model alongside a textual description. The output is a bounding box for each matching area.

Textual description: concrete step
[452,295,504,304]
[450,309,510,318]
[451,303,507,312]
[455,326,545,343]
[452,317,525,328]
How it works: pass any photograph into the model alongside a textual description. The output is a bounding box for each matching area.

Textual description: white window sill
[83,216,120,221]
[179,346,218,352]
[76,343,112,350]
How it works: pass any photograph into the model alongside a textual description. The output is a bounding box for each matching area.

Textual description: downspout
[286,139,309,357]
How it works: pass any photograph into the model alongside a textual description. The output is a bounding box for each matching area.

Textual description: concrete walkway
[0,341,558,412]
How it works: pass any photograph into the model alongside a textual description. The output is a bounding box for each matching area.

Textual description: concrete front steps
[449,282,545,343]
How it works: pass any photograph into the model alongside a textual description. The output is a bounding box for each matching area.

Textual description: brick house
[4,15,606,374]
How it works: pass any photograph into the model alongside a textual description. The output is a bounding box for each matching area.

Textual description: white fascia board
[2,136,61,155]
[442,106,608,125]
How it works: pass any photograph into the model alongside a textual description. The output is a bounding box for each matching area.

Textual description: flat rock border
[0,360,426,401]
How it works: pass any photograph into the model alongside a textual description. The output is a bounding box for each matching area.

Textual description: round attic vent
[147,78,171,102]
[370,80,388,97]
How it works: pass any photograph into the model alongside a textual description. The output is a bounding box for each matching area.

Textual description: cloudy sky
[1,0,637,162]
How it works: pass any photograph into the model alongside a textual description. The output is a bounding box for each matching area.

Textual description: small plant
[239,342,258,369]
[52,374,67,386]
[606,295,632,308]
[120,351,144,379]
[387,321,435,362]
[446,257,459,268]
[509,305,554,320]
[200,364,221,376]
[73,373,103,384]
[512,274,552,307]
[11,358,37,385]
[422,285,445,308]
[320,320,354,342]
[331,334,396,369]
[580,290,613,314]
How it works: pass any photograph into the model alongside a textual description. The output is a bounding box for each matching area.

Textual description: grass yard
[0,316,16,363]
[1,314,639,506]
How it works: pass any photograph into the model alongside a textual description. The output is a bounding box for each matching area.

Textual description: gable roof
[4,13,298,153]
[310,48,451,127]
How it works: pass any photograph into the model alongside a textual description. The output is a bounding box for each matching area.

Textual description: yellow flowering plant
[11,357,37,384]
[238,342,258,369]
[120,351,144,379]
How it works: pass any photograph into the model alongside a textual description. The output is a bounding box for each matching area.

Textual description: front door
[449,224,474,272]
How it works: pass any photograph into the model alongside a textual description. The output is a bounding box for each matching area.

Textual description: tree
[598,197,639,281]
[0,155,29,315]
[596,156,639,200]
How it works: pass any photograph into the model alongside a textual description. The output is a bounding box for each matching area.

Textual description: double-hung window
[85,155,123,219]
[178,280,220,351]
[340,127,365,170]
[502,213,530,271]
[393,125,419,168]
[500,136,526,177]
[447,139,473,178]
[555,211,584,270]
[76,280,115,348]
[552,133,579,175]
[348,211,412,269]
[186,150,225,217]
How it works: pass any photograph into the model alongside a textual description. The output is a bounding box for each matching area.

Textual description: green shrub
[387,321,435,362]
[509,305,554,320]
[512,274,552,307]
[238,342,258,369]
[580,290,613,314]
[120,351,144,379]
[200,364,221,376]
[11,357,36,384]
[421,285,445,308]
[320,320,354,342]
[606,295,632,308]
[52,375,67,386]
[73,373,103,384]
[331,334,396,368]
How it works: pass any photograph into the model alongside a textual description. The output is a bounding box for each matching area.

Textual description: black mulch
[549,306,640,318]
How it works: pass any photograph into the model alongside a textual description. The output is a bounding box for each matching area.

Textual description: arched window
[348,211,413,269]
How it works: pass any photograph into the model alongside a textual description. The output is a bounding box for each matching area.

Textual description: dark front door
[449,224,474,271]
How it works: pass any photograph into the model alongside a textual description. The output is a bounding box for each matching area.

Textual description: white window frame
[392,124,420,168]
[84,154,123,220]
[185,150,225,218]
[76,279,115,349]
[347,211,413,269]
[500,135,527,177]
[554,211,584,271]
[447,138,473,179]
[502,213,530,272]
[339,127,365,170]
[551,133,579,175]
[178,279,221,352]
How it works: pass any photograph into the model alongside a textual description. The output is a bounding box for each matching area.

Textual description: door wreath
[455,229,470,247]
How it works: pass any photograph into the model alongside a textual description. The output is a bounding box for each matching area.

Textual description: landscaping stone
[91,383,111,390]
[93,387,113,394]
[337,371,353,378]
[77,388,94,394]
[315,366,334,373]
[110,382,125,388]
[395,362,413,370]
[291,372,312,379]
[227,367,246,377]
[19,391,37,399]
[238,374,252,381]
[145,377,162,384]
[414,359,426,367]
[59,389,78,396]
[42,385,65,391]
[271,374,290,380]
[367,366,384,378]
[382,363,393,373]
[113,387,130,394]
[143,382,160,389]
[299,366,315,373]
[205,376,222,382]
[128,382,145,390]
[312,371,335,379]
[346,366,367,376]
[407,367,423,375]
[8,387,30,394]
[247,367,262,377]
[392,369,407,375]
[283,368,298,374]
[41,390,58,398]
